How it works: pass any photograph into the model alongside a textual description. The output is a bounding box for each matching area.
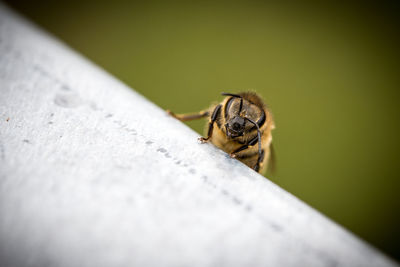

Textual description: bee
[167,92,275,174]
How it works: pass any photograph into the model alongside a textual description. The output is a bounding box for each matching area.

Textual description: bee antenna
[245,117,262,159]
[221,92,242,98]
[221,92,243,115]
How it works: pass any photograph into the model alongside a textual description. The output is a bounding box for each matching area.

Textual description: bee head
[221,92,247,139]
[225,115,246,138]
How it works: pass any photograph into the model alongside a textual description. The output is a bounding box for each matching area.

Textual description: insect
[167,92,275,174]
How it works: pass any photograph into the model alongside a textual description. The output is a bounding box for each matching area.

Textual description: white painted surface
[0,4,397,267]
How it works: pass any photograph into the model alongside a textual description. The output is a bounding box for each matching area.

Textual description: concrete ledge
[0,3,397,267]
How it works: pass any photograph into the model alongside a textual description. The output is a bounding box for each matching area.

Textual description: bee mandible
[167,92,275,174]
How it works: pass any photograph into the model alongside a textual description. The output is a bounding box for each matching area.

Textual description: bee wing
[267,143,276,175]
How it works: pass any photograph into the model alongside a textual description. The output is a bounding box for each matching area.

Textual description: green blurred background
[5,0,399,260]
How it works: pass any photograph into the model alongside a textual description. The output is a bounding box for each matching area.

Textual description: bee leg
[199,104,222,143]
[230,145,248,157]
[253,149,265,172]
[167,110,209,121]
[230,146,247,158]
[230,135,258,158]
[244,118,263,173]
[252,131,263,172]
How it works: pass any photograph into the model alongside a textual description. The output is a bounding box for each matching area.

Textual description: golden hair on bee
[167,91,275,174]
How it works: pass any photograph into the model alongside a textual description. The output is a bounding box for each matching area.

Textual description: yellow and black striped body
[167,92,275,174]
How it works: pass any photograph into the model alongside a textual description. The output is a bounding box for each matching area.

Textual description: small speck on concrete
[157,148,167,153]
